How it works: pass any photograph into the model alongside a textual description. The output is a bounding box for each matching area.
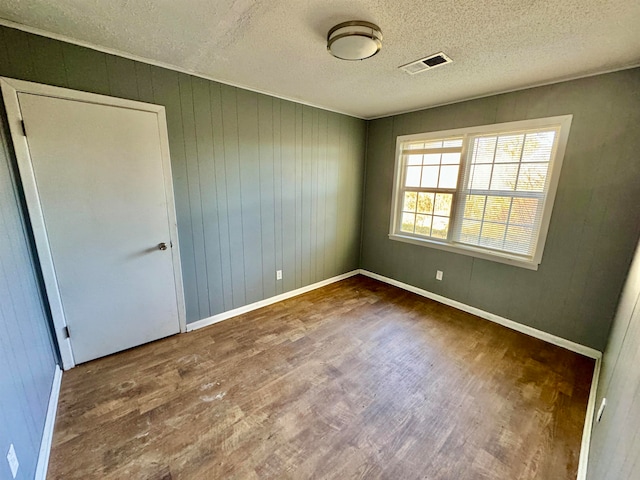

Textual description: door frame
[1,77,187,370]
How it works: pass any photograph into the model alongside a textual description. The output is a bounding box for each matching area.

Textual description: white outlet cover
[596,398,607,422]
[7,444,19,478]
[436,270,443,281]
[276,270,282,280]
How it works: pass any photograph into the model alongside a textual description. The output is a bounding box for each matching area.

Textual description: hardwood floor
[48,275,594,479]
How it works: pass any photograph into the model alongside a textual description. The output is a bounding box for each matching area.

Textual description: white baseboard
[188,267,600,478]
[577,356,601,480]
[358,269,602,360]
[189,268,603,359]
[35,364,62,480]
[358,269,602,478]
[32,270,600,479]
[187,270,360,332]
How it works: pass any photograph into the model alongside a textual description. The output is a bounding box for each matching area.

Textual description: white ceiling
[1,0,639,119]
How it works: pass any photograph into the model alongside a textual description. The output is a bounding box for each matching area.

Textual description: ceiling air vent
[400,52,452,75]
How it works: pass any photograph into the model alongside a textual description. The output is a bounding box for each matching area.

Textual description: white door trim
[0,77,187,369]
[35,365,62,480]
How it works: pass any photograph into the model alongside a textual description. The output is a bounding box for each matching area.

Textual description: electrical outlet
[596,398,607,422]
[276,270,282,280]
[7,443,19,479]
[436,270,443,281]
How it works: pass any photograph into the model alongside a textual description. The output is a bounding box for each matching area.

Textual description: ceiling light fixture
[327,21,382,61]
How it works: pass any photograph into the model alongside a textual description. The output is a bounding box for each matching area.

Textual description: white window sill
[388,233,540,271]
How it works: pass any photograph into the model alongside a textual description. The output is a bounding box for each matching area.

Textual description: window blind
[390,115,572,269]
[452,128,559,258]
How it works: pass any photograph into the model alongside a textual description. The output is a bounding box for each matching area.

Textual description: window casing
[389,116,572,270]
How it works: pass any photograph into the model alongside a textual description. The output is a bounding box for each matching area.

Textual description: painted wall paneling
[360,69,640,350]
[0,96,57,480]
[0,25,367,325]
[587,239,640,479]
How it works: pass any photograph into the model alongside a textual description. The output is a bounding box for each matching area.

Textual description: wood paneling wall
[0,23,364,477]
[587,239,640,479]
[361,69,640,350]
[0,99,57,478]
[0,25,366,323]
[2,20,638,478]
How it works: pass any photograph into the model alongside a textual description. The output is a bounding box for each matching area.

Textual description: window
[389,116,572,270]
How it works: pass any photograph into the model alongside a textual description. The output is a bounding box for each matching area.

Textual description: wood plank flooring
[48,275,594,479]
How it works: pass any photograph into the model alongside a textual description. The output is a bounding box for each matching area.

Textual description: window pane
[432,216,450,239]
[403,192,417,212]
[406,143,425,150]
[423,153,441,165]
[415,214,432,236]
[490,164,518,191]
[434,193,452,216]
[505,225,533,254]
[424,140,443,149]
[479,222,506,249]
[464,195,486,220]
[510,198,538,225]
[405,166,421,187]
[417,192,434,214]
[472,137,497,164]
[421,166,439,188]
[484,197,512,222]
[522,131,555,162]
[394,120,567,264]
[407,154,422,165]
[470,164,492,189]
[460,219,481,244]
[443,138,463,148]
[438,165,459,188]
[401,212,416,233]
[495,134,524,163]
[441,152,461,164]
[516,163,548,192]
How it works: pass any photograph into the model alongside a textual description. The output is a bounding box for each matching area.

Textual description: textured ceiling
[0,0,639,119]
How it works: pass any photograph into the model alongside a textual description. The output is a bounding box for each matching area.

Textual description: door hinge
[63,326,70,339]
[20,120,27,137]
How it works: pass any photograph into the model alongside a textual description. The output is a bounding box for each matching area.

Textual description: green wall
[1,21,640,478]
[1,22,639,351]
[0,25,366,324]
[588,239,640,479]
[361,69,640,350]
[1,103,58,480]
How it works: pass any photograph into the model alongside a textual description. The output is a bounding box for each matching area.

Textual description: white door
[15,91,182,365]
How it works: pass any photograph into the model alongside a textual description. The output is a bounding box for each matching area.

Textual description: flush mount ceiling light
[327,21,382,61]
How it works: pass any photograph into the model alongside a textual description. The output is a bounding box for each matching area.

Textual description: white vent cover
[399,52,453,75]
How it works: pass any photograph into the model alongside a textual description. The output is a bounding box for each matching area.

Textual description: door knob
[158,242,168,251]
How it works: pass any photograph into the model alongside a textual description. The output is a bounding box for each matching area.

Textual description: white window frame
[389,115,573,270]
